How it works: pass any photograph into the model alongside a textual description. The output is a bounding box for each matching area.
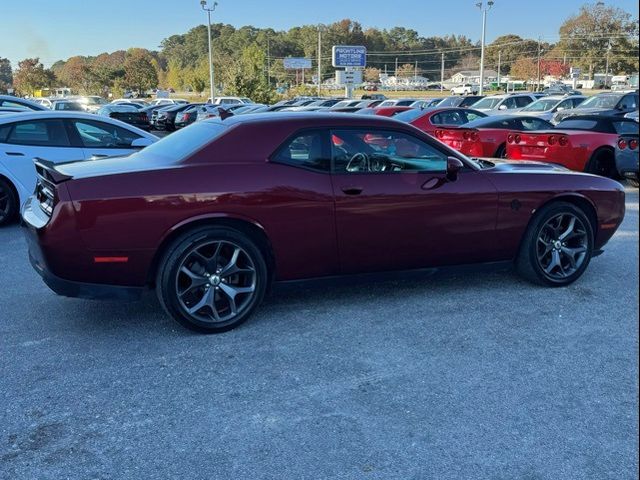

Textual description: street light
[476,1,494,96]
[200,0,218,102]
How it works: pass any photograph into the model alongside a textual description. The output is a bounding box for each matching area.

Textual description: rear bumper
[616,150,639,180]
[21,197,143,301]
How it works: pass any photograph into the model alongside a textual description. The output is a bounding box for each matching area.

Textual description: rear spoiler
[33,158,73,184]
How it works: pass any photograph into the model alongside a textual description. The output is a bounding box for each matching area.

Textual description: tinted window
[72,120,142,148]
[571,97,586,108]
[471,97,503,109]
[619,94,638,109]
[272,131,329,171]
[394,109,426,123]
[6,119,70,147]
[134,122,227,164]
[396,100,416,106]
[463,110,486,122]
[515,96,533,108]
[331,129,447,173]
[502,97,517,109]
[0,124,11,142]
[556,99,573,111]
[431,111,468,126]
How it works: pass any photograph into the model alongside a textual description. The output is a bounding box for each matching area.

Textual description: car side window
[556,99,573,110]
[331,129,447,174]
[271,131,330,171]
[431,111,466,125]
[72,120,141,148]
[502,97,517,109]
[0,124,11,143]
[463,111,484,122]
[621,94,638,109]
[5,119,71,147]
[520,118,550,131]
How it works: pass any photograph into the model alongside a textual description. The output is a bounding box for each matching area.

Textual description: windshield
[394,109,426,123]
[134,122,228,164]
[471,97,503,109]
[579,95,619,109]
[522,98,560,112]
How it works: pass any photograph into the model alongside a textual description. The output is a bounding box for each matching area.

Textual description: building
[449,70,498,85]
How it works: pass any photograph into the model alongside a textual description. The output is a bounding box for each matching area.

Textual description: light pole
[200,0,217,102]
[477,1,494,96]
[604,40,612,88]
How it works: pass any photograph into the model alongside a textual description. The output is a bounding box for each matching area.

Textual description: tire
[494,143,507,159]
[585,148,617,179]
[516,202,594,287]
[156,226,268,333]
[0,177,18,226]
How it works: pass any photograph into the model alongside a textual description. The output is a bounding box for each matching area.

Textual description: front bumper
[21,197,143,301]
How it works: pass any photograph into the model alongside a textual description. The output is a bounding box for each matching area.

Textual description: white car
[470,93,537,114]
[207,96,253,106]
[149,98,188,107]
[451,84,480,95]
[0,112,158,225]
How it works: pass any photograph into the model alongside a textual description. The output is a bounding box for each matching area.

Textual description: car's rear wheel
[156,226,267,333]
[0,178,18,226]
[586,148,617,179]
[516,202,593,287]
[494,143,507,158]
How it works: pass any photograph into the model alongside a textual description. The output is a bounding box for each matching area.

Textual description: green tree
[123,48,158,93]
[556,2,639,78]
[0,58,12,93]
[222,44,275,104]
[12,58,56,96]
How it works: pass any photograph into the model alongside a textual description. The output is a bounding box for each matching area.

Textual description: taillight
[507,134,514,143]
[462,130,479,141]
[548,135,557,146]
[514,134,522,144]
[618,138,627,150]
[558,136,569,146]
[630,139,638,150]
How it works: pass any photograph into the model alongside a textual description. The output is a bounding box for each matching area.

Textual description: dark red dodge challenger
[22,113,625,333]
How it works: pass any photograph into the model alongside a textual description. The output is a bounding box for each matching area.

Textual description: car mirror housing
[131,137,154,148]
[498,104,508,110]
[446,157,465,181]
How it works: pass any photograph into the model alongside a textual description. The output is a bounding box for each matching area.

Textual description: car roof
[207,111,410,128]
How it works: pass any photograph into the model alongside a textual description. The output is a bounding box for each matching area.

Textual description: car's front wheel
[516,202,594,287]
[156,226,268,333]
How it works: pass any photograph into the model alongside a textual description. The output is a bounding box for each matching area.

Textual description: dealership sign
[332,46,367,68]
[283,57,312,69]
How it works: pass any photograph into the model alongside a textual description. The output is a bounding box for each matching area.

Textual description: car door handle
[341,186,363,195]
[5,151,25,156]
[90,154,109,158]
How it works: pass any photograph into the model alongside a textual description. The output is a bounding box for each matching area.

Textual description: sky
[1,0,638,67]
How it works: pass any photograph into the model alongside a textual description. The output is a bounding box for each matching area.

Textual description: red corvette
[506,115,640,178]
[23,113,625,333]
[432,115,554,158]
[393,107,487,136]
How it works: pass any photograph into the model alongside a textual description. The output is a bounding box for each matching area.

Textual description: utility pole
[477,1,494,96]
[536,36,542,92]
[415,60,418,81]
[267,36,271,88]
[317,27,322,96]
[604,40,612,88]
[395,57,398,91]
[440,52,445,92]
[200,0,218,102]
[497,51,501,90]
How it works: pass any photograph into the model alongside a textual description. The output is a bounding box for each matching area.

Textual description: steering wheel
[346,152,369,172]
[369,155,392,172]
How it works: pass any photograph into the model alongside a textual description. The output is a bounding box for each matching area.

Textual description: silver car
[508,95,586,122]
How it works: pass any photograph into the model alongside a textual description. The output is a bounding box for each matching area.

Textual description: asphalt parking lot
[0,188,638,480]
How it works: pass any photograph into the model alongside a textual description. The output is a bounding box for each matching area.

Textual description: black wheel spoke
[536,212,588,280]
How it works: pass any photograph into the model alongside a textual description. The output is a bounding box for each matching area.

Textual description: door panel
[329,128,499,274]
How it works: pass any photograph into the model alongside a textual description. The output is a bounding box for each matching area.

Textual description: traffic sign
[283,58,312,69]
[332,46,367,68]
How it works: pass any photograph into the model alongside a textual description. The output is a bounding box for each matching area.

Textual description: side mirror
[556,106,565,112]
[498,104,508,110]
[446,157,465,181]
[131,137,154,148]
